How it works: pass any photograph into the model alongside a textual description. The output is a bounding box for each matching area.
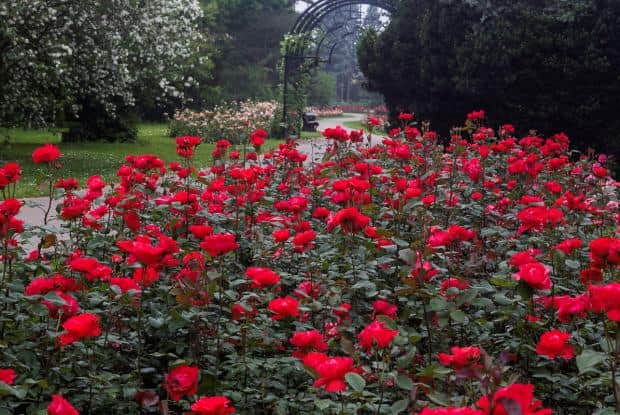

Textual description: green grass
[0,124,281,198]
[343,120,365,130]
[300,131,322,139]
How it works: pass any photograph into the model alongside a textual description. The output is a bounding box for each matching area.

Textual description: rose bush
[170,101,277,144]
[0,111,618,414]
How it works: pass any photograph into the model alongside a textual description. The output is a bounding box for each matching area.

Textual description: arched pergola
[281,0,398,132]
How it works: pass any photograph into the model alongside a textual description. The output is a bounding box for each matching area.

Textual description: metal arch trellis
[281,0,397,133]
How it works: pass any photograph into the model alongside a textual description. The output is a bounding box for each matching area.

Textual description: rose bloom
[513,262,552,290]
[398,112,414,121]
[200,234,239,257]
[588,283,620,321]
[358,320,398,351]
[294,280,322,299]
[418,408,483,415]
[290,330,328,358]
[590,237,620,267]
[268,296,299,320]
[245,267,280,289]
[165,365,199,401]
[0,368,16,385]
[326,207,371,234]
[272,228,290,243]
[191,396,235,415]
[32,143,61,164]
[48,394,79,415]
[438,346,482,369]
[302,352,355,392]
[476,383,552,415]
[372,299,398,319]
[535,329,574,360]
[59,313,101,346]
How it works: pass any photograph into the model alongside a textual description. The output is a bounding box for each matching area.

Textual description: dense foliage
[199,0,296,105]
[0,110,619,414]
[357,0,620,165]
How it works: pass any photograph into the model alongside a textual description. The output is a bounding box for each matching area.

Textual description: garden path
[297,112,382,165]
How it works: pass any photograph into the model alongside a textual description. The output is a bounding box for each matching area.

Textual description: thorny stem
[43,172,54,225]
[422,300,433,363]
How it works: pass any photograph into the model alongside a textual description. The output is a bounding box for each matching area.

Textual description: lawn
[0,124,282,198]
[342,120,365,130]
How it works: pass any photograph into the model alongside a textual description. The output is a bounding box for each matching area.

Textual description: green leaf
[390,399,409,414]
[0,382,26,399]
[449,310,467,323]
[395,374,413,390]
[43,291,67,306]
[376,315,398,330]
[576,350,605,375]
[315,399,331,410]
[429,298,448,311]
[345,372,366,392]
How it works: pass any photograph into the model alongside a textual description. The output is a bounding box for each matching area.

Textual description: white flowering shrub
[0,0,205,128]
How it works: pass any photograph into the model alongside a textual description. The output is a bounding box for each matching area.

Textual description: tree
[201,0,296,103]
[0,0,205,139]
[358,0,620,163]
[308,71,337,106]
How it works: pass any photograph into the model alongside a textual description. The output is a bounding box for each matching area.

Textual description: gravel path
[297,112,383,165]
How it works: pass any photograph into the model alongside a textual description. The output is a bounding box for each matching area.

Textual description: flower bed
[0,111,619,414]
[306,106,345,118]
[170,101,277,144]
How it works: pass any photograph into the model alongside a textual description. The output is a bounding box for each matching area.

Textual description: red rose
[250,129,268,147]
[372,299,398,319]
[476,383,552,415]
[535,329,574,360]
[165,365,199,401]
[32,144,61,164]
[272,228,290,243]
[327,207,371,234]
[245,267,280,289]
[551,294,588,323]
[292,230,316,252]
[513,262,552,291]
[42,290,79,319]
[294,281,322,299]
[60,197,91,220]
[590,237,620,267]
[358,320,398,351]
[508,249,542,268]
[200,234,239,257]
[323,126,349,141]
[290,330,328,358]
[589,283,620,321]
[398,112,414,121]
[268,296,299,320]
[0,368,16,385]
[176,136,202,158]
[302,352,355,392]
[59,313,101,346]
[191,396,235,415]
[48,394,79,415]
[189,225,214,239]
[438,346,482,370]
[553,238,582,255]
[418,408,483,415]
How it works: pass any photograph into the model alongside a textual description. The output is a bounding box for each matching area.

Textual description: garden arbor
[281,0,397,132]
